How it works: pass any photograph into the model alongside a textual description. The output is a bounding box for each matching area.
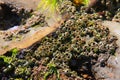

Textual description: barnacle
[113,11,120,22]
[34,9,118,79]
[15,67,31,76]
[0,0,119,79]
[44,62,60,80]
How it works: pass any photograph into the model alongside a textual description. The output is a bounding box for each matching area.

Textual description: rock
[92,54,120,80]
[92,21,120,80]
[0,0,39,12]
[0,6,3,19]
[102,21,120,50]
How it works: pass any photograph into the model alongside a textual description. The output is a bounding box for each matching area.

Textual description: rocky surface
[0,0,40,30]
[92,21,120,80]
[0,0,120,80]
[0,0,39,11]
[0,0,64,55]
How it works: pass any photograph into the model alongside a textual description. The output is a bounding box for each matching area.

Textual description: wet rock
[0,0,40,30]
[92,54,120,80]
[91,21,120,80]
[0,0,120,80]
[102,21,120,47]
[3,64,14,73]
[0,0,39,12]
[107,54,120,79]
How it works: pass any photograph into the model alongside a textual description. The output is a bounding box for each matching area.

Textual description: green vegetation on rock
[0,48,18,63]
[37,0,62,15]
[44,63,60,80]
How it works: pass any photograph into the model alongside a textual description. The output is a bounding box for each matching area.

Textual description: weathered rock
[102,21,120,49]
[0,0,63,55]
[0,0,39,12]
[92,21,120,80]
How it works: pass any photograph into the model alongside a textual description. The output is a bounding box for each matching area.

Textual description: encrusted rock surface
[0,0,120,80]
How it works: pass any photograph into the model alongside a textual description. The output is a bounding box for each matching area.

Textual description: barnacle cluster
[25,12,48,28]
[100,0,120,10]
[87,0,120,11]
[34,9,118,80]
[57,0,75,17]
[3,13,47,41]
[0,48,41,79]
[0,0,119,80]
[113,10,120,22]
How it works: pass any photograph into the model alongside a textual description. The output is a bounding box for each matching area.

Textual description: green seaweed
[83,0,89,6]
[38,0,60,13]
[11,48,19,57]
[0,48,18,63]
[44,62,60,80]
